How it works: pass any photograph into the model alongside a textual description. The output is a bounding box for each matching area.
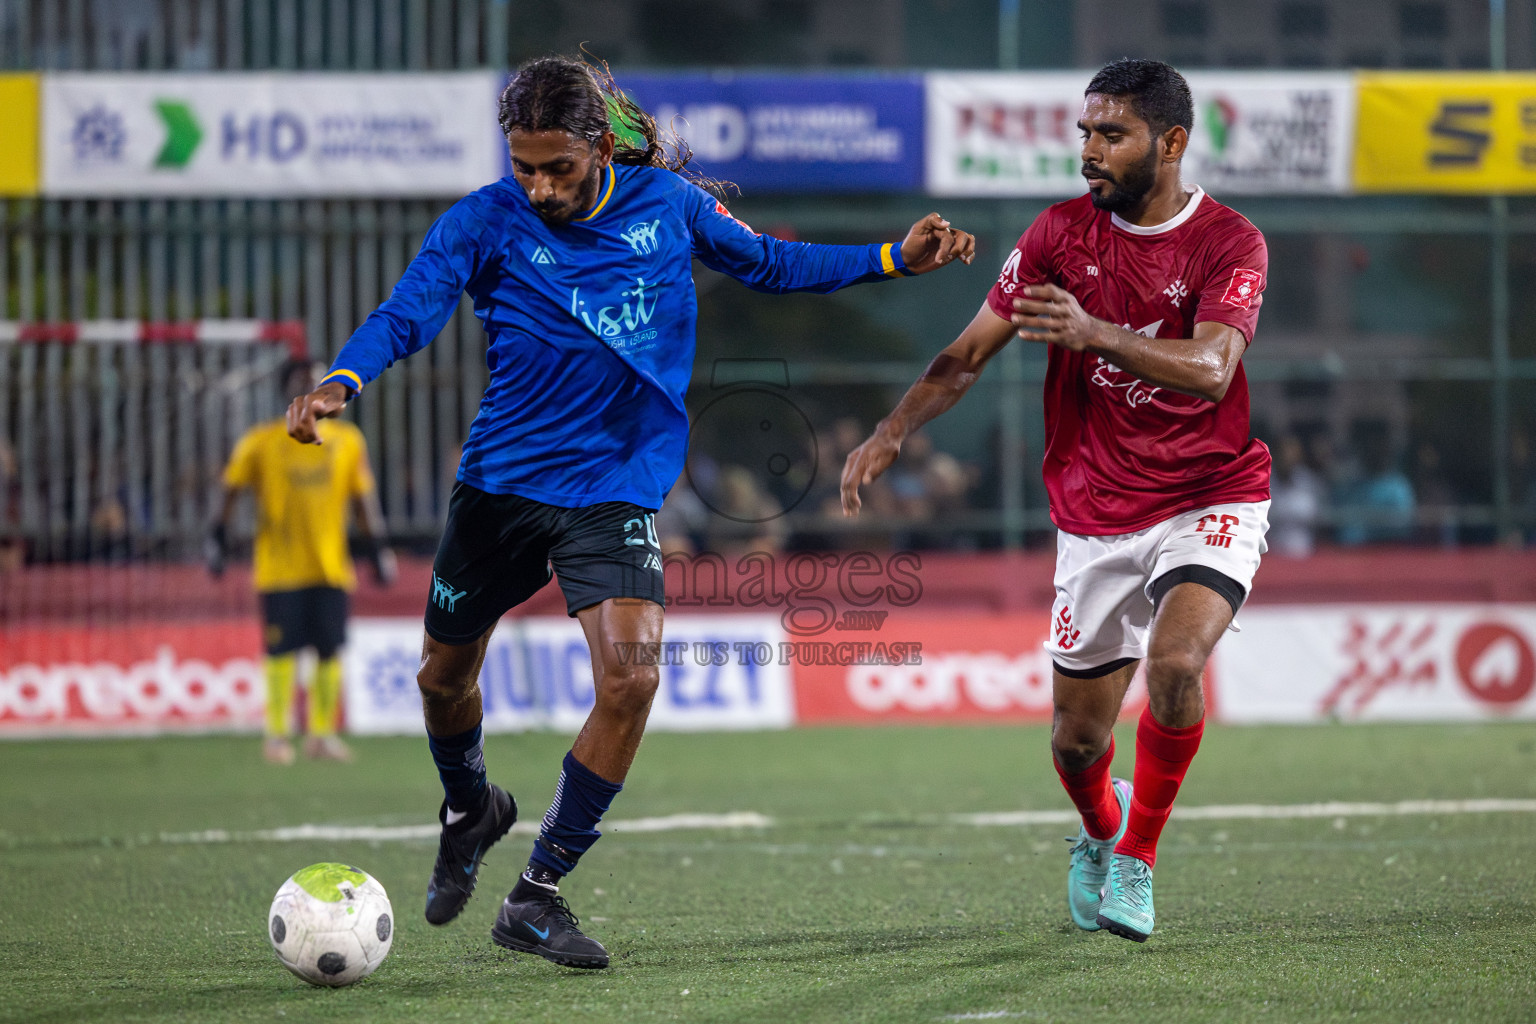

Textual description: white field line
[954,798,1536,828]
[145,801,1536,846]
[158,811,773,845]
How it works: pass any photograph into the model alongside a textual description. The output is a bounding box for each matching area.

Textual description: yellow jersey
[222,418,375,593]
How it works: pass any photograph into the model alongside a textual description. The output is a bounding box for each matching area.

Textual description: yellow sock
[309,656,343,737]
[265,654,297,738]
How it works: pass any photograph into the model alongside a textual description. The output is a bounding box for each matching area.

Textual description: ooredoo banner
[0,620,263,736]
[924,71,1354,197]
[790,613,1153,724]
[344,615,794,734]
[1213,605,1536,722]
[42,72,503,196]
[610,72,925,193]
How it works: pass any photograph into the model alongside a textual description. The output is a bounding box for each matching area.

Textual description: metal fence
[1,0,511,72]
[0,196,492,554]
[2,1,1534,558]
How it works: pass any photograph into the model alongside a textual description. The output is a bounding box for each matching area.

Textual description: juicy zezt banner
[345,615,794,734]
[925,71,1354,197]
[43,73,503,196]
[598,72,924,194]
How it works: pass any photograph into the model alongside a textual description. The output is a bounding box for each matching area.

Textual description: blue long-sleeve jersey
[322,163,912,510]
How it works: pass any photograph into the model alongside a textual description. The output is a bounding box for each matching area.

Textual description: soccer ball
[268,863,393,987]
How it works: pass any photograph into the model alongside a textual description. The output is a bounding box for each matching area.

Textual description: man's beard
[1084,142,1159,214]
[533,160,604,224]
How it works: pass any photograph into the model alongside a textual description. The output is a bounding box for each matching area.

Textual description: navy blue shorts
[423,482,665,645]
[261,586,349,658]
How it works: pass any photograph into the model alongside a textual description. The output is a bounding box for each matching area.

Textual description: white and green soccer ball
[268,863,393,987]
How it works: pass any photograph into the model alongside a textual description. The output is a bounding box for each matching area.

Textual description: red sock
[1054,735,1121,841]
[1115,707,1204,868]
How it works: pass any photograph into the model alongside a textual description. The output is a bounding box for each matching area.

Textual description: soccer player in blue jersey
[287,56,975,969]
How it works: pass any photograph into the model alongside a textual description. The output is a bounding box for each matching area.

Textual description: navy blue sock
[526,750,622,881]
[427,720,487,815]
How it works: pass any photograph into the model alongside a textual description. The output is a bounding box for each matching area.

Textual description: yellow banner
[1355,73,1536,193]
[0,73,39,196]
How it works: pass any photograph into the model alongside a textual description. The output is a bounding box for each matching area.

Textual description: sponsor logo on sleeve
[1221,268,1264,309]
[713,199,758,235]
[995,248,1022,294]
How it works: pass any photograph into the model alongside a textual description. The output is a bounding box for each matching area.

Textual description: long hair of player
[498,51,736,201]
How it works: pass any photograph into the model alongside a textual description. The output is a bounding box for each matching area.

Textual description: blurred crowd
[1267,419,1536,557]
[5,414,1536,567]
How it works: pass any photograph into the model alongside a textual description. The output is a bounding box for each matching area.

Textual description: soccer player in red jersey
[841,59,1269,942]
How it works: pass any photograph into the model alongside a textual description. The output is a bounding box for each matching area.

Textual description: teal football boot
[1096,852,1155,942]
[1065,777,1132,930]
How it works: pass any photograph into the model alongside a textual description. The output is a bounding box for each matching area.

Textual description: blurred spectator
[654,476,710,557]
[1511,427,1536,546]
[700,465,786,557]
[1410,441,1458,547]
[0,434,19,572]
[1267,434,1326,557]
[1334,421,1415,545]
[90,0,158,68]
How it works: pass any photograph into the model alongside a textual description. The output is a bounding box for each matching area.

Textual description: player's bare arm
[898,212,977,273]
[841,303,1014,515]
[286,380,351,445]
[1010,284,1244,403]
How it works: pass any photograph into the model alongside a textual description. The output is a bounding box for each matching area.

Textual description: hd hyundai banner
[563,72,926,194]
[42,73,504,196]
[925,71,1355,197]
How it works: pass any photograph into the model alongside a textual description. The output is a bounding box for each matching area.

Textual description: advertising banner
[607,72,925,194]
[1354,73,1536,193]
[0,620,264,736]
[791,613,1155,724]
[925,71,1354,197]
[0,73,40,196]
[42,72,503,196]
[344,615,794,734]
[1214,605,1536,722]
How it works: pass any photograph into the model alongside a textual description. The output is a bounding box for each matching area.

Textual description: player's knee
[416,656,475,701]
[1051,718,1111,773]
[1144,641,1207,693]
[597,662,659,716]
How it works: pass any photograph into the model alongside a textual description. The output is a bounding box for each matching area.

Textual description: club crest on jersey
[529,245,557,265]
[1221,268,1263,309]
[1163,278,1189,304]
[620,219,662,255]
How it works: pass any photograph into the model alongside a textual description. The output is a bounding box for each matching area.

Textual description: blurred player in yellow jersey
[209,359,396,764]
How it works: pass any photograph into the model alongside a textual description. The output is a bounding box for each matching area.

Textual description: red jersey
[986,187,1271,535]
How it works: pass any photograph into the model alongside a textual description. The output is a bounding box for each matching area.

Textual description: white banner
[925,71,1354,197]
[42,73,503,196]
[344,615,794,735]
[1214,605,1536,723]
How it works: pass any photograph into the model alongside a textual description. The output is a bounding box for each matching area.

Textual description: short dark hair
[1085,59,1194,137]
[278,357,320,400]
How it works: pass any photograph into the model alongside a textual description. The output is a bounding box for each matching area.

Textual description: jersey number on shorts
[624,514,664,571]
[1195,513,1240,549]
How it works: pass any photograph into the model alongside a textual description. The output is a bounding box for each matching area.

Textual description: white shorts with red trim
[1046,500,1270,674]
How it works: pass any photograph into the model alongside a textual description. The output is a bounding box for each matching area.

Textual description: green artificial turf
[2,723,1534,1023]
